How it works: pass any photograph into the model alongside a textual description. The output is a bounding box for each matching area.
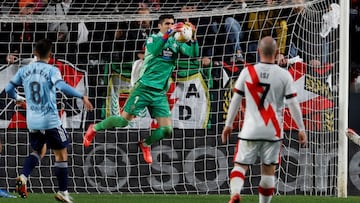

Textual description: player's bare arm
[221,126,233,144]
[82,96,93,111]
[287,95,307,146]
[298,130,307,146]
[222,88,243,144]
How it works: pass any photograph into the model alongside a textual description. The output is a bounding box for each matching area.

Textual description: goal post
[338,0,350,198]
[0,0,350,196]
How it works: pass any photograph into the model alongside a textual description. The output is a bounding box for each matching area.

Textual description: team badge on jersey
[147,37,153,44]
[162,48,173,60]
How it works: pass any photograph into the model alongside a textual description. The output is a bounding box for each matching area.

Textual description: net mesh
[0,0,342,195]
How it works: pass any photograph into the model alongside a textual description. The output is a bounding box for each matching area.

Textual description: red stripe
[314,63,333,75]
[230,171,245,180]
[222,61,240,73]
[8,112,27,129]
[233,88,244,96]
[258,186,274,196]
[246,65,281,137]
[285,93,297,99]
[288,62,306,81]
[49,57,84,87]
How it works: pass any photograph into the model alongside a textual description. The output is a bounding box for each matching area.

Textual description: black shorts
[29,126,70,151]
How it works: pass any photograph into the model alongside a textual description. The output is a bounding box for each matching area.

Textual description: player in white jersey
[222,36,307,203]
[5,39,93,202]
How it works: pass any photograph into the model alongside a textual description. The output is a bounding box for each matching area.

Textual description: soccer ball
[174,24,193,43]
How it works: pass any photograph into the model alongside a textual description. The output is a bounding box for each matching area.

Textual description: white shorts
[233,140,282,165]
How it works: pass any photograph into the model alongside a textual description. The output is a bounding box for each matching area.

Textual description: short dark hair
[158,14,174,24]
[35,39,52,58]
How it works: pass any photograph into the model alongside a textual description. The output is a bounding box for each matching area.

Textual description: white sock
[258,175,275,203]
[20,174,27,183]
[230,166,246,196]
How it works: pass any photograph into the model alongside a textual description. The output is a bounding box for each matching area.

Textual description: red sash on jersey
[245,65,281,137]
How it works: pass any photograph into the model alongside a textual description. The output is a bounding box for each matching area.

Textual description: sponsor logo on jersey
[162,48,173,60]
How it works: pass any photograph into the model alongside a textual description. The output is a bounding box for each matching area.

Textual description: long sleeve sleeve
[145,34,166,56]
[179,41,199,57]
[225,93,243,127]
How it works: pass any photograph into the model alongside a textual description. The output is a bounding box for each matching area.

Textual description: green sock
[144,126,172,146]
[94,115,129,131]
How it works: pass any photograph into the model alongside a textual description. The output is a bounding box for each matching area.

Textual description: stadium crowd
[0,0,348,124]
[0,0,348,119]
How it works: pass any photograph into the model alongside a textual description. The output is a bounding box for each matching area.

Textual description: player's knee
[162,126,173,138]
[118,115,129,127]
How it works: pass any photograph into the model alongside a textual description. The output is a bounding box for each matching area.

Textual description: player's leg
[143,92,172,146]
[258,141,281,203]
[144,117,172,145]
[138,93,172,164]
[16,131,47,198]
[47,126,73,203]
[83,112,133,147]
[228,140,258,203]
[83,83,148,147]
[258,165,276,203]
[138,117,172,164]
[52,148,72,203]
[228,163,248,203]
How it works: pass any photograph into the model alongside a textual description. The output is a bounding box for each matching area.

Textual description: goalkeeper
[84,14,199,164]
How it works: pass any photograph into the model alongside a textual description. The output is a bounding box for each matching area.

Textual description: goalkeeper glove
[184,21,197,41]
[163,22,184,41]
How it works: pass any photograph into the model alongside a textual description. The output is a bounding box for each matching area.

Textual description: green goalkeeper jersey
[138,31,199,90]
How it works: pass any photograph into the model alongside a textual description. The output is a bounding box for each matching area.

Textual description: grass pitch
[1,193,360,203]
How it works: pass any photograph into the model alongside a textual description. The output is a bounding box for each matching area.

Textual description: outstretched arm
[5,82,25,101]
[55,80,93,111]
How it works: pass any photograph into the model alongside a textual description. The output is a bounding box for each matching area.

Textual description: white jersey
[234,63,297,141]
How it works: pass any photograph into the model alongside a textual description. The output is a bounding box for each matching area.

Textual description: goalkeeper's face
[159,19,174,34]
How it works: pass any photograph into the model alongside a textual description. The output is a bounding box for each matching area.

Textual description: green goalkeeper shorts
[123,82,171,118]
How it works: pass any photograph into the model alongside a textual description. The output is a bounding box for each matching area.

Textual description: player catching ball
[83,14,199,164]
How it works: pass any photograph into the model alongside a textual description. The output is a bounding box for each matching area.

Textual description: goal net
[0,0,346,196]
